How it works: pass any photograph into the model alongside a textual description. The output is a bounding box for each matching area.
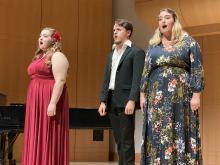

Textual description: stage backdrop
[0,0,112,108]
[0,0,112,162]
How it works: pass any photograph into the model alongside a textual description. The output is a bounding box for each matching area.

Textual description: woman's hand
[140,92,145,113]
[190,93,201,112]
[47,103,56,117]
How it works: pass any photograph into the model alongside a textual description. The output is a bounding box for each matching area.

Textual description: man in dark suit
[98,19,145,165]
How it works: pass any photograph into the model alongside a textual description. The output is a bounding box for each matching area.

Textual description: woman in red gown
[22,27,69,165]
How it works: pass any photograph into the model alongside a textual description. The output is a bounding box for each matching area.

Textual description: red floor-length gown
[22,55,69,165]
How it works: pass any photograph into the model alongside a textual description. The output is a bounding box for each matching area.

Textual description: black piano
[0,104,111,165]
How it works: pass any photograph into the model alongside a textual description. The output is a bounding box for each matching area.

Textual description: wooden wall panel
[135,0,220,28]
[0,0,113,107]
[77,0,112,108]
[202,35,220,54]
[0,0,41,103]
[202,105,220,164]
[1,0,112,162]
[200,35,220,164]
[135,0,185,28]
[41,0,78,107]
[0,0,41,162]
[13,134,24,161]
[69,130,76,161]
[74,129,109,161]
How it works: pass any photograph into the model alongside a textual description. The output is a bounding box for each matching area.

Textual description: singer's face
[158,11,174,36]
[113,24,130,45]
[38,29,52,51]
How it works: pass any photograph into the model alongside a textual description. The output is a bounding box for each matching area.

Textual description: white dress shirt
[109,40,132,90]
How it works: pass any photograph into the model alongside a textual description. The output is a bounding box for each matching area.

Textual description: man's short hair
[115,19,133,38]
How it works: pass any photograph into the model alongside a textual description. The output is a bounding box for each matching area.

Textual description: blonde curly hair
[33,27,62,66]
[149,8,187,46]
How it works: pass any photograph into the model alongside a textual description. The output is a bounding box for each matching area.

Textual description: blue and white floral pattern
[140,35,204,165]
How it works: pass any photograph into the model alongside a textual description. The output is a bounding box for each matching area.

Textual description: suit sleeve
[129,48,145,101]
[100,54,111,103]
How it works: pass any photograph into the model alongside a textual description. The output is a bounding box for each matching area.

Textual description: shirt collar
[112,40,132,50]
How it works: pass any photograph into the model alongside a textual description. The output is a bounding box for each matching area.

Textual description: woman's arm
[188,37,204,111]
[47,52,69,117]
[140,47,151,113]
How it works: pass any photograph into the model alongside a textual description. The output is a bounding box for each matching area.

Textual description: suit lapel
[108,52,113,71]
[117,46,132,68]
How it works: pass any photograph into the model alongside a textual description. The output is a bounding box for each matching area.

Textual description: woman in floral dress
[140,8,204,165]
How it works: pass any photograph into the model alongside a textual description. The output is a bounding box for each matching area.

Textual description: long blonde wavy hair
[33,27,62,66]
[149,8,187,46]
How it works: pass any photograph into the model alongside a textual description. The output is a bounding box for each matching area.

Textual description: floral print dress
[140,35,204,165]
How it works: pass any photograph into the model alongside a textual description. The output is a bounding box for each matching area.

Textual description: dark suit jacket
[100,44,145,109]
